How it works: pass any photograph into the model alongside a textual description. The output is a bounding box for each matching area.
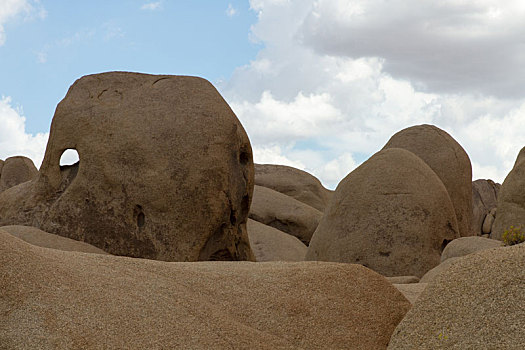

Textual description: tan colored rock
[441,236,502,263]
[1,225,108,254]
[0,230,411,350]
[247,219,306,262]
[393,283,427,305]
[249,185,322,244]
[0,72,254,262]
[306,148,459,277]
[255,164,332,211]
[388,243,525,349]
[471,179,500,235]
[386,276,420,284]
[420,257,461,283]
[382,124,473,237]
[492,146,525,240]
[482,213,495,234]
[0,156,38,192]
[0,159,4,176]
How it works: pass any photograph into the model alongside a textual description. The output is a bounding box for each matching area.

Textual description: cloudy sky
[1,0,525,188]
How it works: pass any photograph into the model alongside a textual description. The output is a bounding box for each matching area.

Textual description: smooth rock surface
[249,185,322,245]
[388,243,525,349]
[0,72,254,262]
[254,164,332,212]
[393,283,427,305]
[1,225,108,254]
[0,230,411,350]
[383,124,473,237]
[0,156,38,192]
[471,179,500,236]
[306,148,459,277]
[492,146,525,240]
[441,236,502,263]
[247,219,306,262]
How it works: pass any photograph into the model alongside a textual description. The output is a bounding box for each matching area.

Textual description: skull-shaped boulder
[0,72,255,261]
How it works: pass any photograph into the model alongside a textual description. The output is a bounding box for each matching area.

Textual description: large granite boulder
[382,124,473,237]
[1,230,411,350]
[306,148,460,277]
[419,257,461,283]
[0,72,254,262]
[441,236,502,262]
[0,159,3,177]
[254,164,332,211]
[492,146,525,240]
[388,243,525,349]
[247,219,306,262]
[0,156,38,192]
[249,185,322,245]
[471,179,500,236]
[1,225,108,255]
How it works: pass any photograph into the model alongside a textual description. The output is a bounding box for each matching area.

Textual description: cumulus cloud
[0,0,45,45]
[0,96,48,168]
[141,2,162,11]
[221,0,525,188]
[226,4,238,18]
[300,0,525,97]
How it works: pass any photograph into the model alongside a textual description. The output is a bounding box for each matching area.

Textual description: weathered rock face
[0,159,3,177]
[306,148,460,277]
[492,146,525,240]
[247,219,306,262]
[254,164,332,212]
[1,225,108,255]
[388,243,525,349]
[393,283,427,305]
[0,156,38,192]
[419,257,461,283]
[441,236,502,262]
[1,231,411,350]
[472,179,500,236]
[249,185,322,245]
[382,124,473,237]
[0,72,255,262]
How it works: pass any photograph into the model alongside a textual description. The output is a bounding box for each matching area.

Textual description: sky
[1,0,525,189]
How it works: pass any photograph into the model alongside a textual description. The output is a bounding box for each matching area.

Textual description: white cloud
[141,1,162,11]
[0,0,45,45]
[220,0,525,188]
[226,4,238,17]
[0,96,48,169]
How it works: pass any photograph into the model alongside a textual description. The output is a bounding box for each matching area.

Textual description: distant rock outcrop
[388,243,525,349]
[249,185,322,245]
[440,236,502,263]
[247,219,306,262]
[254,164,332,211]
[0,156,38,192]
[306,148,459,277]
[471,179,500,236]
[1,230,411,350]
[382,124,473,237]
[0,72,254,262]
[492,146,525,240]
[1,225,108,255]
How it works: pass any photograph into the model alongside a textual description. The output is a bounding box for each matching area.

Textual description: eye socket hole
[60,149,80,167]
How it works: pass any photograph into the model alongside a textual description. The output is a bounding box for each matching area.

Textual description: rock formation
[382,124,473,237]
[247,219,306,262]
[472,179,500,236]
[1,230,411,350]
[388,243,525,349]
[492,146,525,240]
[306,148,460,277]
[249,185,322,245]
[254,164,332,211]
[1,225,108,254]
[0,72,254,262]
[440,236,502,262]
[0,156,38,192]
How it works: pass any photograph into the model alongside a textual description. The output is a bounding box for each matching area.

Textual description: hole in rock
[60,149,80,167]
[239,150,250,165]
[441,239,452,253]
[135,205,145,228]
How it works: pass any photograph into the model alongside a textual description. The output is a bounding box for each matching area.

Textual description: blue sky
[2,1,525,189]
